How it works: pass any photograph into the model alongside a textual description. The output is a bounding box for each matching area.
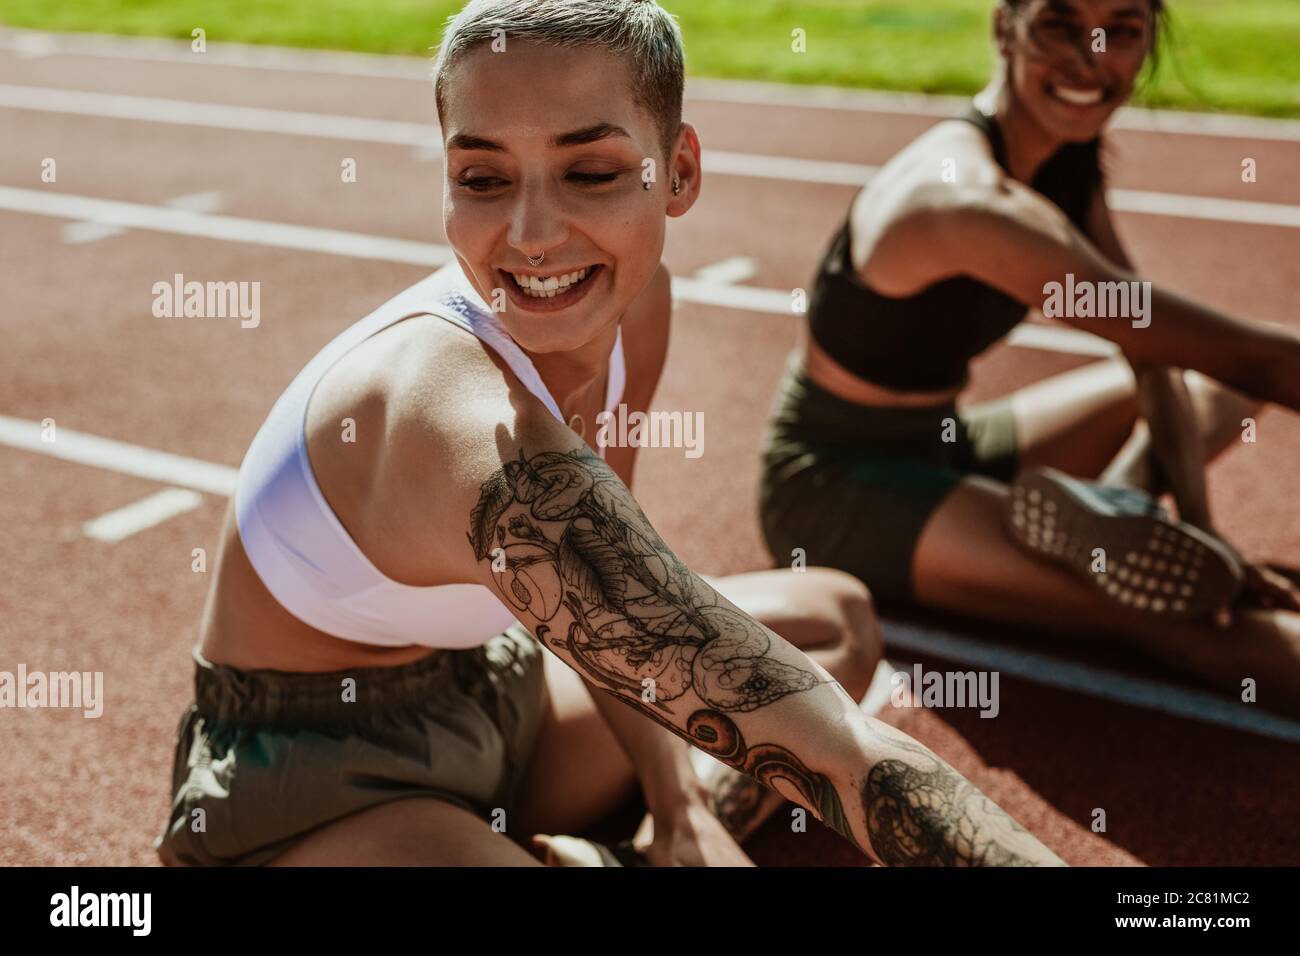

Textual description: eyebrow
[446,122,632,153]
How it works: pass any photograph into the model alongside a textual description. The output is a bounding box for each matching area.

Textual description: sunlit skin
[441,42,701,408]
[992,0,1155,178]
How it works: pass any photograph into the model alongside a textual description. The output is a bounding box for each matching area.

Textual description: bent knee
[811,569,884,689]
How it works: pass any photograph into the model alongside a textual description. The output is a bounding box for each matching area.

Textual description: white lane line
[82,487,203,542]
[0,186,453,266]
[5,28,1300,143]
[61,189,226,247]
[1111,188,1300,230]
[0,188,1197,361]
[689,77,1300,144]
[0,84,440,148]
[0,415,237,496]
[704,148,878,186]
[5,85,1298,228]
[885,620,1300,744]
[60,220,128,244]
[164,190,224,214]
[693,256,758,286]
[3,406,1291,740]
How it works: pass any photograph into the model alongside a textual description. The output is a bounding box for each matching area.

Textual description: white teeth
[1052,85,1103,106]
[510,266,593,298]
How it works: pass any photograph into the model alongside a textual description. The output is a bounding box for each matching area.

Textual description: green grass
[4,0,1299,117]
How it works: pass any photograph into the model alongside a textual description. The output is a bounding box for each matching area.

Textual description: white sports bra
[234,261,626,649]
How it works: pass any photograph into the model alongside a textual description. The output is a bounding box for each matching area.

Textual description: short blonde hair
[433,0,686,155]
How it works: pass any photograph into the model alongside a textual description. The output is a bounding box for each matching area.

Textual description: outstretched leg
[911,476,1300,713]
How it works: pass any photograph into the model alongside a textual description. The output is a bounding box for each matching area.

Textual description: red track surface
[1,33,1297,867]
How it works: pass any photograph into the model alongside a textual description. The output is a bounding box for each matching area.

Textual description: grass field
[3,0,1298,117]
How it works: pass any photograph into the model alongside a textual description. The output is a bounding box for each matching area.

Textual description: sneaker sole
[1005,467,1243,621]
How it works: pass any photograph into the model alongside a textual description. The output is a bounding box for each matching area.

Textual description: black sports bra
[806,106,1104,393]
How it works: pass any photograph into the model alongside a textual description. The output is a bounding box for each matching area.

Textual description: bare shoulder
[852,119,1018,294]
[311,315,569,583]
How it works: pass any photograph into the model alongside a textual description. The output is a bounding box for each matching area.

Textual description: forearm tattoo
[468,447,1057,866]
[861,731,1038,867]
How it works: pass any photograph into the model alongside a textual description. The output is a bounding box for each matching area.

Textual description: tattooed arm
[441,398,1061,865]
[581,267,725,833]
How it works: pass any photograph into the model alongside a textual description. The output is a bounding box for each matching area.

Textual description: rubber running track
[1,29,1297,867]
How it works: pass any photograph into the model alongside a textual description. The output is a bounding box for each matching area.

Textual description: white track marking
[5,405,1294,739]
[0,186,452,266]
[1110,188,1300,229]
[0,84,440,148]
[0,188,1230,361]
[690,77,1300,143]
[82,487,203,542]
[4,28,1300,143]
[693,256,758,286]
[885,620,1300,744]
[5,85,1297,228]
[163,190,224,213]
[60,220,127,244]
[0,415,237,496]
[59,189,226,246]
[702,148,878,185]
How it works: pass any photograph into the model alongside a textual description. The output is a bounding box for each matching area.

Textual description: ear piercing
[643,175,683,194]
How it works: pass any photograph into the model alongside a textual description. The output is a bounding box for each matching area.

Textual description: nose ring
[526,253,545,266]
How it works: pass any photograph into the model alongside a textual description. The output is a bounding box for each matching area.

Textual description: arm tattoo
[862,732,1037,867]
[468,447,1056,866]
[469,446,825,713]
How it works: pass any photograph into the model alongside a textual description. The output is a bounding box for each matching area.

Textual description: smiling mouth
[507,266,597,299]
[498,264,603,311]
[1048,83,1107,107]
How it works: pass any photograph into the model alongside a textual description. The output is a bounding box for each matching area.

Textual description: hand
[1203,531,1300,627]
[639,800,756,868]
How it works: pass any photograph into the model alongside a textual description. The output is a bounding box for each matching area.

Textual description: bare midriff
[197,501,442,674]
[802,336,963,409]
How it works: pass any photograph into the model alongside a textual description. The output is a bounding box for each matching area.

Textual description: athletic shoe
[1004,466,1243,621]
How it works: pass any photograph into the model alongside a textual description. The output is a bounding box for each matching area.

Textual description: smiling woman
[435,28,689,352]
[155,0,1063,870]
[759,0,1300,726]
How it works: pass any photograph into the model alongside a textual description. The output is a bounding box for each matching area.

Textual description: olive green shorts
[759,352,1019,604]
[155,624,547,866]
